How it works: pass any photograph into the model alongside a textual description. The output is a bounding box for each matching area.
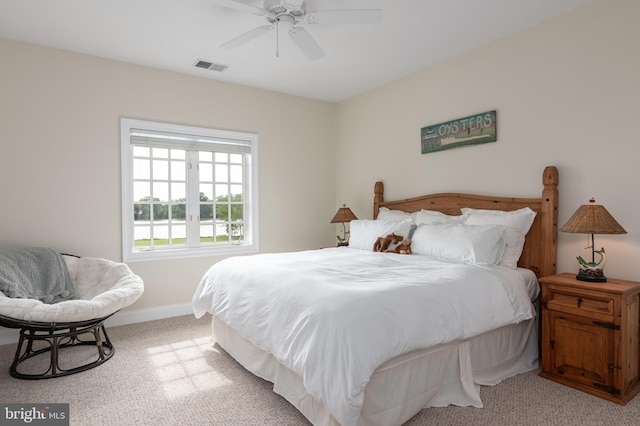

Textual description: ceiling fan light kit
[215,0,382,60]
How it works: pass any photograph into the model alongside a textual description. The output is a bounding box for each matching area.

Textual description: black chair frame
[0,312,116,380]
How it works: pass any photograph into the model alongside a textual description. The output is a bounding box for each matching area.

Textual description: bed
[192,166,559,426]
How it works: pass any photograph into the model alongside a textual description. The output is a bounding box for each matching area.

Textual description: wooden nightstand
[539,273,640,404]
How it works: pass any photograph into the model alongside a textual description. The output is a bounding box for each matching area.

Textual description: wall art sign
[421,110,497,154]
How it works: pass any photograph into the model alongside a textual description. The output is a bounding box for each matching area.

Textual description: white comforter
[192,248,534,426]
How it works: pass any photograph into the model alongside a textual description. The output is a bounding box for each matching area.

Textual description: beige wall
[1,0,638,321]
[0,38,336,312]
[336,0,640,281]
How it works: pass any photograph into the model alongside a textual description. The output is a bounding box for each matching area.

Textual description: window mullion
[242,153,250,243]
[186,151,200,247]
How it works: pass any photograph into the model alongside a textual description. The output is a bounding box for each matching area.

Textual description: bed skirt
[210,315,539,426]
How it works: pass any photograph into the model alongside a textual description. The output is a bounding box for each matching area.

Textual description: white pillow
[415,209,465,225]
[349,219,413,251]
[377,207,418,223]
[461,207,537,268]
[411,223,507,265]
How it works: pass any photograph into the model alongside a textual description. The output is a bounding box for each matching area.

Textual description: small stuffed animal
[373,233,403,252]
[386,239,412,255]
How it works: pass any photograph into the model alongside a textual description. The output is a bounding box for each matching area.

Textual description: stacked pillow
[376,207,417,223]
[349,206,536,268]
[461,207,537,268]
[415,209,465,225]
[410,223,507,265]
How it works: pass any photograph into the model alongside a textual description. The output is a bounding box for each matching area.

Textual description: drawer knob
[577,297,583,308]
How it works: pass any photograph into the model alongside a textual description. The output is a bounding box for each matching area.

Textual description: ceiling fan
[213,0,383,60]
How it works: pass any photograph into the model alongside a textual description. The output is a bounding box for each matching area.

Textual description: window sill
[123,244,259,262]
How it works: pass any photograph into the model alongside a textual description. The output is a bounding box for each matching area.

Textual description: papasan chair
[0,247,144,379]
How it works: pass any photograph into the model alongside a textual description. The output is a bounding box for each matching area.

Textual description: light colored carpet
[1,315,639,425]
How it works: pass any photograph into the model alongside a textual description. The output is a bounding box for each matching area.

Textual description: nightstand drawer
[546,286,614,318]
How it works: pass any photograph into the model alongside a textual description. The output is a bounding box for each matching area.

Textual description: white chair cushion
[0,256,143,323]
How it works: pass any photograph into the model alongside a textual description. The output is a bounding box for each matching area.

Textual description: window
[121,119,259,261]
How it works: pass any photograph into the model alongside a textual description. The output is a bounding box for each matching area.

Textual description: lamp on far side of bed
[331,204,358,247]
[560,198,626,282]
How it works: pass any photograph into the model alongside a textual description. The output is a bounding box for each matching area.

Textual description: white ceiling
[0,0,593,102]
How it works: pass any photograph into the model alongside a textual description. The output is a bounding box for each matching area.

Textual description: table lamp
[560,198,626,282]
[330,204,358,246]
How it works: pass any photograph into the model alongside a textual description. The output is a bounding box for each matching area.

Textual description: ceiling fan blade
[212,0,265,15]
[306,9,383,25]
[289,27,325,60]
[220,25,274,49]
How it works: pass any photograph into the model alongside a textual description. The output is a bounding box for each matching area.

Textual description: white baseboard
[105,302,193,328]
[0,302,194,346]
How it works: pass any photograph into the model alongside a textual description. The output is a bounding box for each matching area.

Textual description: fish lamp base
[576,268,607,283]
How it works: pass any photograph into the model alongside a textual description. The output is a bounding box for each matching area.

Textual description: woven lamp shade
[330,204,358,223]
[560,200,626,235]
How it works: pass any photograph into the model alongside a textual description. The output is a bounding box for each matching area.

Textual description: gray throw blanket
[0,247,76,304]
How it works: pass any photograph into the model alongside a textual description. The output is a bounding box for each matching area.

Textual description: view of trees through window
[131,146,245,248]
[133,192,244,246]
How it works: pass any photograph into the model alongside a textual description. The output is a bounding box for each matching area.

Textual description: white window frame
[121,118,259,262]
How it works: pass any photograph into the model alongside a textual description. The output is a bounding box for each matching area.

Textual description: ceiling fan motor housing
[264,0,305,20]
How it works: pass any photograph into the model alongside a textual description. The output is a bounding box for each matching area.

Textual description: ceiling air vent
[194,59,228,72]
